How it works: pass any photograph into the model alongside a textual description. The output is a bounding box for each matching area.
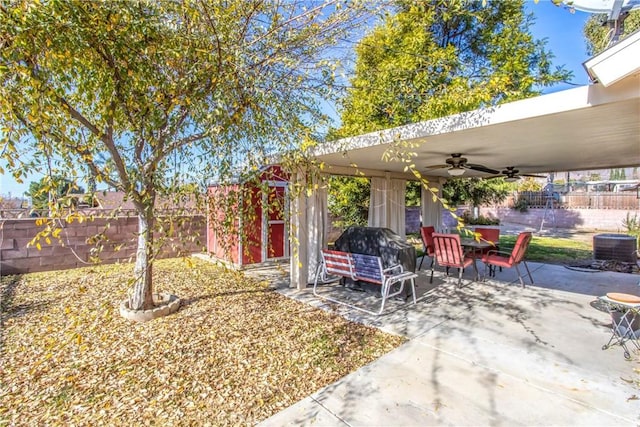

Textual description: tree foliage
[328,176,371,226]
[442,177,511,207]
[329,0,569,220]
[583,10,640,56]
[609,168,627,181]
[27,176,85,210]
[516,177,543,192]
[0,0,371,310]
[337,0,571,137]
[406,181,421,206]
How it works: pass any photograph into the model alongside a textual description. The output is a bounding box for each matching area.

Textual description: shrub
[622,212,640,250]
[461,211,500,225]
[513,197,528,213]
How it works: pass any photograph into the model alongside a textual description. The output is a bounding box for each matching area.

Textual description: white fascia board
[583,29,640,87]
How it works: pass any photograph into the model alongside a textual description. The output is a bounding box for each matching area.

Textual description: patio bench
[313,249,418,315]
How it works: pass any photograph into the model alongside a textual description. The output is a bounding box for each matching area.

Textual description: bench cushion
[351,253,384,284]
[322,250,354,278]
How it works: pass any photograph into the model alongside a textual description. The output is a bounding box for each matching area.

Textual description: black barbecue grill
[333,226,416,296]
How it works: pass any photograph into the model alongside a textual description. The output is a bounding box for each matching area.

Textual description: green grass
[499,235,592,264]
[410,232,593,264]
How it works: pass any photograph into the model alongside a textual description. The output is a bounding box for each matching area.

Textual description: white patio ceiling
[314,72,640,180]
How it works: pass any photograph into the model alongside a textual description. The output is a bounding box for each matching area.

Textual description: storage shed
[207,165,289,268]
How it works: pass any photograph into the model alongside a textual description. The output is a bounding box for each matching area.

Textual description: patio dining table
[460,237,493,257]
[461,237,498,277]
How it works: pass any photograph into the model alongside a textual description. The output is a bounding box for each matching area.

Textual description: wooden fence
[508,192,639,210]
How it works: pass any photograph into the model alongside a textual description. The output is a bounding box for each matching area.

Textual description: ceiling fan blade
[466,163,500,174]
[484,174,519,180]
[424,164,448,170]
[520,173,547,178]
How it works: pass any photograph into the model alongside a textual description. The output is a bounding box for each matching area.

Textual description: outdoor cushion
[607,293,640,304]
[481,254,512,268]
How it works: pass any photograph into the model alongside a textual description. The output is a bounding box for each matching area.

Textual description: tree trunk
[472,205,479,219]
[131,213,154,310]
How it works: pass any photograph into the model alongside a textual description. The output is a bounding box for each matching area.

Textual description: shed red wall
[207,184,241,265]
[242,185,263,265]
[207,165,289,267]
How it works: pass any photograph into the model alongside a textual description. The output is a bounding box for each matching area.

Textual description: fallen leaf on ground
[1,258,404,425]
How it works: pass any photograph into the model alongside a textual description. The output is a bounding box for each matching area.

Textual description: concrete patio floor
[255,260,640,426]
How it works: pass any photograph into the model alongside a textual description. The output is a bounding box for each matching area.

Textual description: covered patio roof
[314,67,640,180]
[290,36,640,290]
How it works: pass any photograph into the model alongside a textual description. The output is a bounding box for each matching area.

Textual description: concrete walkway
[257,261,640,426]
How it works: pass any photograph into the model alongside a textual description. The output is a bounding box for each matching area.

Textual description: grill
[334,226,416,295]
[593,234,638,264]
[334,227,416,271]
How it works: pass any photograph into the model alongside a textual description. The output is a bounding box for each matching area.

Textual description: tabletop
[460,238,493,250]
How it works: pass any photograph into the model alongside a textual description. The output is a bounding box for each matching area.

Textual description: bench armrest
[383,263,404,274]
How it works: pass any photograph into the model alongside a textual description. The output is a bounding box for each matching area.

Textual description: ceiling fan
[490,167,547,182]
[425,153,499,176]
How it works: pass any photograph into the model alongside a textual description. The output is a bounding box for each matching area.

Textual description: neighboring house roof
[208,164,289,186]
[94,191,136,210]
[92,191,200,211]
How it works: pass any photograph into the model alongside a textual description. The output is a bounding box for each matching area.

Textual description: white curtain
[306,174,328,282]
[421,180,444,231]
[368,176,406,235]
[388,179,406,236]
[368,177,388,228]
[289,171,328,289]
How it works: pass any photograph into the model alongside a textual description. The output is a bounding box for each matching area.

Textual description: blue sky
[525,0,593,90]
[0,2,595,198]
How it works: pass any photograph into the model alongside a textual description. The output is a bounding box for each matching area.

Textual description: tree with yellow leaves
[0,0,372,313]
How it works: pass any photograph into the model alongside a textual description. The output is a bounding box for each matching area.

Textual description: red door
[264,185,287,260]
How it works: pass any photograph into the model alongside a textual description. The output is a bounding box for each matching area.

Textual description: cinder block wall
[0,215,206,275]
[327,206,638,239]
[479,207,639,231]
[405,206,421,234]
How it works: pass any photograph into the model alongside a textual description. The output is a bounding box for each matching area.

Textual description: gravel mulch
[0,258,404,426]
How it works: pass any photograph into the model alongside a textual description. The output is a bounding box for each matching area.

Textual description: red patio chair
[474,227,500,252]
[475,226,501,275]
[481,231,534,287]
[417,226,435,270]
[430,233,478,287]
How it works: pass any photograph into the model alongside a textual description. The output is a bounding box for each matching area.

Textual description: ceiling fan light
[505,176,519,182]
[447,167,465,176]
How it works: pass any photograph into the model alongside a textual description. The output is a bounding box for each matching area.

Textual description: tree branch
[12,106,123,190]
[248,0,332,47]
[157,130,212,163]
[48,93,139,205]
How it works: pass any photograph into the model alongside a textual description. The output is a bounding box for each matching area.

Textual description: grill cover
[334,227,416,294]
